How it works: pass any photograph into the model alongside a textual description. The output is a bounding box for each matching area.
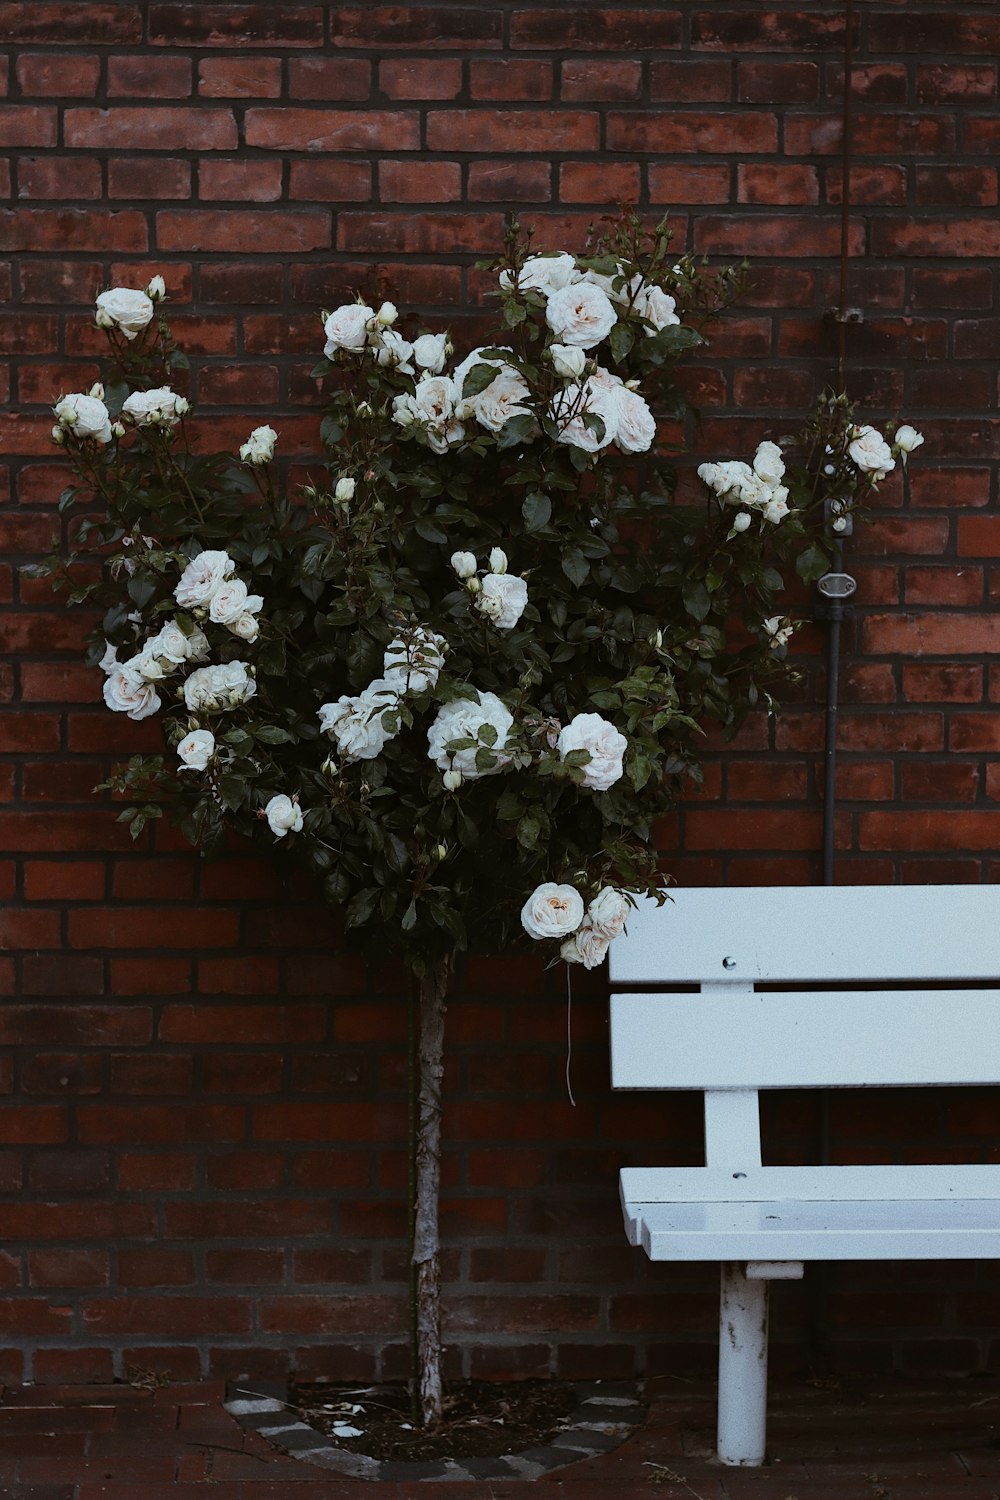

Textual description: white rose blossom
[489,548,508,574]
[103,667,160,721]
[335,477,356,502]
[500,252,579,297]
[208,578,263,627]
[175,551,236,610]
[264,793,304,839]
[153,620,210,665]
[551,377,620,453]
[177,729,215,771]
[557,711,627,792]
[587,887,631,940]
[763,616,794,650]
[229,612,261,643]
[477,573,528,631]
[53,392,113,444]
[183,661,256,713]
[99,641,119,675]
[545,281,618,349]
[450,551,477,581]
[374,328,414,373]
[412,333,449,374]
[95,287,155,340]
[382,627,446,695]
[560,918,611,970]
[464,369,534,435]
[894,424,924,455]
[318,679,400,763]
[753,440,785,485]
[427,692,513,781]
[520,882,585,940]
[323,302,374,356]
[239,425,277,465]
[122,386,189,428]
[392,374,464,454]
[848,424,895,480]
[632,284,680,333]
[612,386,656,454]
[763,490,790,525]
[145,275,166,303]
[126,643,169,682]
[732,512,752,533]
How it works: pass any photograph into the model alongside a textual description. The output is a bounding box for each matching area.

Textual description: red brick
[110,1053,192,1094]
[107,157,191,200]
[0,209,148,252]
[199,159,283,203]
[0,908,60,949]
[338,210,503,254]
[332,7,501,49]
[873,218,1000,259]
[21,1053,103,1095]
[288,57,372,100]
[738,61,819,103]
[202,1053,281,1094]
[916,166,998,207]
[78,1103,244,1145]
[696,215,862,258]
[65,107,236,150]
[608,110,776,154]
[650,60,731,102]
[427,109,599,152]
[379,58,461,100]
[118,1153,195,1192]
[560,161,641,203]
[199,57,282,98]
[20,957,105,998]
[0,3,141,42]
[903,664,983,704]
[83,1296,251,1335]
[901,762,980,802]
[692,10,848,50]
[119,1248,195,1287]
[560,60,639,100]
[904,566,983,607]
[287,160,372,203]
[110,957,190,995]
[28,1248,108,1289]
[467,160,552,202]
[68,908,240,950]
[259,1294,405,1334]
[827,164,908,207]
[917,64,997,104]
[959,517,1000,556]
[648,163,731,204]
[16,54,100,96]
[33,1347,115,1384]
[738,164,819,205]
[206,1150,283,1190]
[19,153,103,200]
[149,3,324,47]
[206,1248,284,1284]
[861,811,1000,852]
[156,210,329,253]
[379,159,461,203]
[0,106,56,148]
[244,107,418,151]
[865,612,1000,657]
[0,1105,69,1144]
[867,12,1000,55]
[512,9,680,49]
[107,55,192,97]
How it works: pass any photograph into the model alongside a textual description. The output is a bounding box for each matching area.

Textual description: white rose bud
[488,547,508,574]
[443,768,463,791]
[732,512,752,532]
[264,793,304,839]
[548,343,587,379]
[894,424,924,454]
[51,425,66,444]
[146,275,167,303]
[89,382,104,400]
[112,421,126,439]
[335,477,356,502]
[376,301,398,327]
[451,550,477,580]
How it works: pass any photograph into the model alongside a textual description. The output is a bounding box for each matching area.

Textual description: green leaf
[414,517,448,544]
[126,575,157,610]
[609,320,635,363]
[516,809,542,850]
[796,544,830,583]
[682,579,711,623]
[346,887,379,929]
[561,547,590,587]
[522,490,551,532]
[461,361,501,399]
[254,725,293,745]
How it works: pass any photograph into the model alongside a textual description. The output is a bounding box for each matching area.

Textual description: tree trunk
[411,954,450,1428]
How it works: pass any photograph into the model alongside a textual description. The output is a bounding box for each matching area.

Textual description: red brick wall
[1,2,999,1384]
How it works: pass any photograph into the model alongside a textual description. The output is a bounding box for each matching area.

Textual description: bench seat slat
[608,885,1000,984]
[631,1198,1000,1262]
[620,1164,1000,1203]
[611,989,1000,1090]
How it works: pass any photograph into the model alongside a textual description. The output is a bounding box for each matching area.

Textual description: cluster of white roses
[240,424,278,466]
[101,618,210,722]
[520,881,631,969]
[847,422,923,483]
[52,383,121,447]
[318,625,447,764]
[320,249,671,461]
[451,547,528,632]
[698,439,790,529]
[175,550,263,644]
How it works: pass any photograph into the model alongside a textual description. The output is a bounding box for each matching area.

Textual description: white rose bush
[38,213,921,1426]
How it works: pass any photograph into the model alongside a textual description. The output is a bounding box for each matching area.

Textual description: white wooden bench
[608,884,1000,1467]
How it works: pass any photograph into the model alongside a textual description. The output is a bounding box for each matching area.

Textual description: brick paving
[0,1375,998,1499]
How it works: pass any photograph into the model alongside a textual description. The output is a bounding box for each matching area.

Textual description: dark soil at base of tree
[290,1378,580,1461]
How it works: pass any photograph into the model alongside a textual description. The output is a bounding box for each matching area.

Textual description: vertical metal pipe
[822,539,845,888]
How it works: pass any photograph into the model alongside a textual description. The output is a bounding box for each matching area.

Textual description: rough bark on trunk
[411,954,450,1428]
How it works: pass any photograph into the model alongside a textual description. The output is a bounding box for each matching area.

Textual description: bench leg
[717,1261,769,1466]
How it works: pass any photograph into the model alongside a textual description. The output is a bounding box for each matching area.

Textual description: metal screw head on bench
[722,956,737,969]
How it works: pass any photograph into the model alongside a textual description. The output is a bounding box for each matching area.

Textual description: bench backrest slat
[610,988,1000,1090]
[608,886,1000,985]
